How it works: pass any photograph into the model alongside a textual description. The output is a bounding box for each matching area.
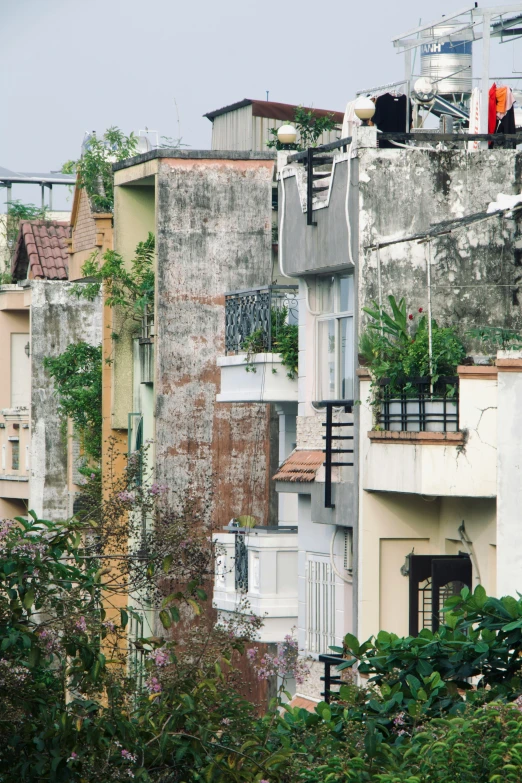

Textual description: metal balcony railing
[378,377,459,433]
[319,653,344,704]
[319,400,354,510]
[224,285,298,355]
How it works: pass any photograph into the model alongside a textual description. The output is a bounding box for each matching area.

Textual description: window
[316,273,354,401]
[11,440,19,471]
[306,554,336,654]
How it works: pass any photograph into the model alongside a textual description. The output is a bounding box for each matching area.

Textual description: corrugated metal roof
[273,450,323,483]
[204,98,344,124]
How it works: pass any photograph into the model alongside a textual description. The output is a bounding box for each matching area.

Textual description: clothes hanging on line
[489,84,517,145]
[468,88,481,150]
[372,93,413,148]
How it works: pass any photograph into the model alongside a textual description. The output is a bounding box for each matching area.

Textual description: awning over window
[273,450,323,483]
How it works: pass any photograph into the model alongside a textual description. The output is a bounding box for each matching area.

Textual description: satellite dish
[413,77,438,104]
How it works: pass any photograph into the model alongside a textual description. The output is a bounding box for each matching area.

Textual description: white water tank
[421,23,472,96]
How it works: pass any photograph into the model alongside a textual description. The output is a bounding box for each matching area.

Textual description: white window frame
[315,273,355,402]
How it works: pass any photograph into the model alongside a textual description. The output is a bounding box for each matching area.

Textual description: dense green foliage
[43,342,102,461]
[62,127,138,213]
[267,106,338,151]
[3,506,522,783]
[73,232,155,334]
[359,295,466,393]
[243,306,298,378]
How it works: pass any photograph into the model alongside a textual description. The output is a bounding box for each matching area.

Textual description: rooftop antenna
[266,90,269,101]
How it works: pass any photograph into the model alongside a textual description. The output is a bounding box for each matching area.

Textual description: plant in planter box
[242,305,298,379]
[360,295,465,394]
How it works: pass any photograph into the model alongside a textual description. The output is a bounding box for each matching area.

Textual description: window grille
[408,553,471,635]
[306,555,336,654]
[11,441,19,471]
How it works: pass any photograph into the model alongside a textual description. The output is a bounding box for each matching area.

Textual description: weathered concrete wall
[496,353,522,597]
[30,281,102,520]
[154,154,278,529]
[358,149,522,335]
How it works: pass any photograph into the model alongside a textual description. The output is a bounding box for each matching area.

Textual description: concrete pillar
[496,352,522,597]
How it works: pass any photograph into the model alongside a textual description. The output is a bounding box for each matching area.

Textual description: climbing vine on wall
[73,233,155,337]
[43,342,102,461]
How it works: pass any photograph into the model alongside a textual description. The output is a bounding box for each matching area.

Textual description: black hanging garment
[372,93,413,148]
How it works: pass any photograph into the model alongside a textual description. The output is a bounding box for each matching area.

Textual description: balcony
[360,367,497,497]
[216,285,299,404]
[377,376,459,433]
[213,526,298,643]
[0,408,30,499]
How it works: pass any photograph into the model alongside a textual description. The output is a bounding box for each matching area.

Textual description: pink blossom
[103,620,115,632]
[246,648,257,661]
[145,675,162,694]
[75,616,87,633]
[117,490,135,504]
[221,717,231,725]
[121,749,137,763]
[148,648,169,667]
[67,752,78,762]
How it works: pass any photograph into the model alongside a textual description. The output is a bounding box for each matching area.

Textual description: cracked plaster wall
[30,281,102,520]
[358,149,522,335]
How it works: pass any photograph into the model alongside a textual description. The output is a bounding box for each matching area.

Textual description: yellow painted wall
[358,491,496,641]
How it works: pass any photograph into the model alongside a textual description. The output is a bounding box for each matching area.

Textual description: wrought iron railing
[319,400,354,509]
[378,377,459,433]
[224,285,298,355]
[319,653,344,704]
[234,533,248,592]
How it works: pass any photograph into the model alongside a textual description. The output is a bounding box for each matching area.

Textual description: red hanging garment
[489,84,497,134]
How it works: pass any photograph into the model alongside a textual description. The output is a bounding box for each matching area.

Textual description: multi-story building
[0,218,102,522]
[212,106,522,705]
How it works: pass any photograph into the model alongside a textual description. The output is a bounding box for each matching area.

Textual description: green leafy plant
[43,342,102,461]
[267,106,339,151]
[62,127,138,212]
[467,326,522,351]
[73,232,155,335]
[360,295,465,393]
[243,306,298,379]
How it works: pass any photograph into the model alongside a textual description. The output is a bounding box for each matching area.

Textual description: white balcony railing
[213,526,298,643]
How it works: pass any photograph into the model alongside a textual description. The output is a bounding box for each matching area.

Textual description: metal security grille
[234,534,248,592]
[408,554,472,635]
[379,377,459,432]
[224,285,298,355]
[306,556,336,654]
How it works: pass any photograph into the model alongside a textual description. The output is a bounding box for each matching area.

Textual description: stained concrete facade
[30,280,102,520]
[112,150,279,530]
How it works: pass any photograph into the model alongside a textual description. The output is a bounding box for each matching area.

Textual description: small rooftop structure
[12,220,70,281]
[0,167,75,210]
[204,99,344,152]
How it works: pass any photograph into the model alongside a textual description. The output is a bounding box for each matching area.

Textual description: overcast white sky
[2,0,522,209]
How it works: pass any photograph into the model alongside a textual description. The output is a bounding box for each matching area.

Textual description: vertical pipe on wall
[426,240,434,391]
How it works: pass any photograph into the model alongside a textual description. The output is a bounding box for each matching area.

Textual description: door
[408,554,472,636]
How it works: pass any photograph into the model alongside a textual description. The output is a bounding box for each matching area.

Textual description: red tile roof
[272,450,324,483]
[12,220,70,281]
